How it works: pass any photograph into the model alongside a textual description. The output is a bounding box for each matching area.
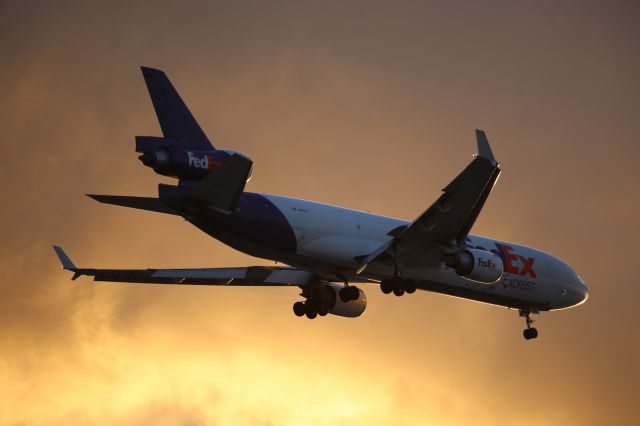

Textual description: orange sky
[1,1,639,425]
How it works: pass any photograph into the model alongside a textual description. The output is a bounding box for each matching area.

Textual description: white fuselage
[262,194,588,311]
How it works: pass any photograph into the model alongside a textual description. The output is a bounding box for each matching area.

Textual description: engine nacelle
[326,282,367,318]
[135,136,253,181]
[444,248,503,284]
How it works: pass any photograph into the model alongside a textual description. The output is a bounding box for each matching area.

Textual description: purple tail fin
[140,66,214,150]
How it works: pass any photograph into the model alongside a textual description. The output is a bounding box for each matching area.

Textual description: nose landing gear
[520,309,539,340]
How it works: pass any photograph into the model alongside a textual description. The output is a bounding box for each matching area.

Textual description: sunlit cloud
[1,1,639,425]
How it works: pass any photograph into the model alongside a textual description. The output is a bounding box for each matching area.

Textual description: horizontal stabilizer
[185,154,253,211]
[87,195,178,215]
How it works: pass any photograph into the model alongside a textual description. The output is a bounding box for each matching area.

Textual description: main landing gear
[293,298,331,319]
[338,284,360,303]
[293,283,360,320]
[520,309,539,340]
[380,276,416,297]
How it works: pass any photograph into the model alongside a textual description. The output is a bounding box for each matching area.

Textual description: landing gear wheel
[293,301,306,317]
[392,277,404,296]
[340,285,360,302]
[305,301,318,319]
[318,303,330,316]
[348,286,359,300]
[404,279,417,294]
[339,287,351,302]
[523,328,538,340]
[380,279,393,294]
[393,287,405,297]
[520,309,539,340]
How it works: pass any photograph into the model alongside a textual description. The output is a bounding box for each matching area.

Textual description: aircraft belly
[414,279,550,311]
[263,194,399,269]
[299,235,381,268]
[360,263,553,311]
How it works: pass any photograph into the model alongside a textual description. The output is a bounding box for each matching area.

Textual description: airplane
[53,67,589,340]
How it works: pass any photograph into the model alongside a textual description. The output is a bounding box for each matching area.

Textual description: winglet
[53,246,75,269]
[475,129,497,165]
[53,246,82,280]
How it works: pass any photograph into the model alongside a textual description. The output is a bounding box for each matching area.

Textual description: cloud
[1,1,639,425]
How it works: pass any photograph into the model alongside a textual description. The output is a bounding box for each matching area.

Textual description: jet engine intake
[139,149,171,170]
[444,248,503,284]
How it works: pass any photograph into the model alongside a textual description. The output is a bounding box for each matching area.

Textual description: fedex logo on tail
[188,151,222,170]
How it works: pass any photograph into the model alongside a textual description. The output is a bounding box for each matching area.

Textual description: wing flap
[70,266,309,286]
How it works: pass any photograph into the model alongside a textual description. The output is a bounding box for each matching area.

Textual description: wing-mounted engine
[136,136,253,181]
[293,282,367,319]
[443,248,503,284]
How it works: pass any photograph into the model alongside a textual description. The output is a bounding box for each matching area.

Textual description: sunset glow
[1,1,638,425]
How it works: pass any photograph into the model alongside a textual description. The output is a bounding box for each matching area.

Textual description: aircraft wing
[53,246,311,286]
[360,130,501,270]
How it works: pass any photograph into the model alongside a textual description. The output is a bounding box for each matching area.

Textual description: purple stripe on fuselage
[219,192,297,254]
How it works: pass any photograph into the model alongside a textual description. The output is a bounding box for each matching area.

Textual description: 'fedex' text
[188,151,221,170]
[495,244,537,278]
[463,238,537,279]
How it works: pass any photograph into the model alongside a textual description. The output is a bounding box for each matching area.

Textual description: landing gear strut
[520,309,539,340]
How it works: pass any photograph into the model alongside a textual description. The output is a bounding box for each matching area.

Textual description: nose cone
[552,262,589,310]
[575,275,589,306]
[564,274,588,308]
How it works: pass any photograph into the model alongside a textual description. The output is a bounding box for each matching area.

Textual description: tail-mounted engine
[136,136,253,181]
[443,248,503,284]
